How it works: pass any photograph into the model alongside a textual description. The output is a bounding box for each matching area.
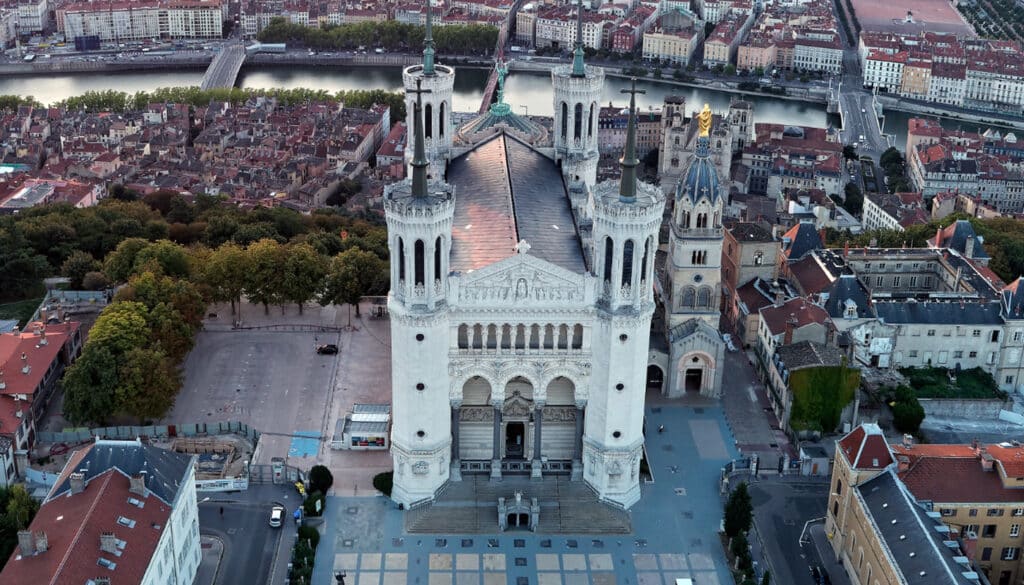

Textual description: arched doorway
[503,376,534,462]
[676,352,715,394]
[542,377,576,462]
[646,365,664,392]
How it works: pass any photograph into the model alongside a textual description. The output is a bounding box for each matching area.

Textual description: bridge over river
[200,43,246,90]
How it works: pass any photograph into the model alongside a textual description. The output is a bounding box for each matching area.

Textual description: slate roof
[931,220,989,260]
[1003,277,1024,319]
[781,222,823,260]
[676,136,722,204]
[858,470,980,584]
[775,340,846,370]
[50,440,194,506]
[447,132,585,274]
[823,274,872,319]
[728,221,774,242]
[873,300,1004,325]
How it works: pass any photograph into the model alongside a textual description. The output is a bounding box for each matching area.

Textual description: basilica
[384,5,725,508]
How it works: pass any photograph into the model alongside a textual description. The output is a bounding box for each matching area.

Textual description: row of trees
[58,86,406,118]
[60,234,387,424]
[257,18,499,55]
[0,191,388,301]
[724,482,767,585]
[879,147,911,194]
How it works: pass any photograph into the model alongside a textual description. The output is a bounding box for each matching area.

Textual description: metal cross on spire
[423,0,436,76]
[409,78,432,198]
[571,1,586,77]
[618,78,645,203]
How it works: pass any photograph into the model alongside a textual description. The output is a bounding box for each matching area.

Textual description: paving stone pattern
[313,405,737,585]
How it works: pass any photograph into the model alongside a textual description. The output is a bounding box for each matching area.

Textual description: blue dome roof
[676,136,721,204]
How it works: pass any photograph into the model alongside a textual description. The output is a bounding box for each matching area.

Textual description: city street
[197,484,297,585]
[749,479,833,585]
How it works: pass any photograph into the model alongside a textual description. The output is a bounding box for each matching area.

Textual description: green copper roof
[571,4,585,77]
[423,1,435,76]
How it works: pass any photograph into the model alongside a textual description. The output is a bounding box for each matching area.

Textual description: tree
[118,347,179,421]
[62,345,120,425]
[82,271,110,291]
[761,571,771,585]
[730,530,749,562]
[245,239,287,314]
[202,242,251,315]
[724,64,736,76]
[309,464,334,494]
[373,471,393,496]
[842,144,858,160]
[61,250,101,289]
[842,182,863,216]
[322,247,387,323]
[85,301,151,356]
[891,385,926,433]
[724,482,753,538]
[132,240,191,278]
[103,237,150,283]
[5,485,38,531]
[282,243,326,314]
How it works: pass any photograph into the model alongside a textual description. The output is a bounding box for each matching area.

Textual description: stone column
[572,401,585,480]
[531,403,544,480]
[490,400,503,480]
[450,401,462,482]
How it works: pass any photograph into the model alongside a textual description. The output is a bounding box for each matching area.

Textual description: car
[316,344,339,355]
[859,134,866,142]
[269,506,285,528]
[294,481,306,496]
[861,108,866,113]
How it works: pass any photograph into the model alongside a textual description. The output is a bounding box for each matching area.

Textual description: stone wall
[918,398,1009,419]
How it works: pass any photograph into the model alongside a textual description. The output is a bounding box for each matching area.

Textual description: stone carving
[459,406,495,422]
[458,259,583,305]
[608,460,623,476]
[503,393,534,418]
[412,461,430,475]
[541,407,577,422]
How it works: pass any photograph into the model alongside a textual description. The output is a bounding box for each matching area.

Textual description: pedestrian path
[311,405,738,585]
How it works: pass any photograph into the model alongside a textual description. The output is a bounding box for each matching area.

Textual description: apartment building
[535,5,613,50]
[863,50,906,93]
[703,12,751,66]
[766,340,855,431]
[61,0,224,41]
[15,0,47,33]
[860,191,929,232]
[0,440,201,585]
[642,25,701,64]
[825,424,982,585]
[792,33,842,74]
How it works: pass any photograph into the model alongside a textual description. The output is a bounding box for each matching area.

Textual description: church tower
[663,104,726,399]
[385,80,456,507]
[552,4,603,190]
[403,1,454,179]
[586,81,665,508]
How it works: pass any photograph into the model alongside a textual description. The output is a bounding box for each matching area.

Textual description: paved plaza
[311,404,738,585]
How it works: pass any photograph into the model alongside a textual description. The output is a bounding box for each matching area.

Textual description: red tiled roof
[787,254,834,294]
[759,297,830,335]
[838,425,893,470]
[0,322,79,398]
[0,469,172,585]
[987,444,1024,477]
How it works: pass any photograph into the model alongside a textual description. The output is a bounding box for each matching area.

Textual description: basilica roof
[457,104,548,146]
[447,132,585,274]
[676,136,722,204]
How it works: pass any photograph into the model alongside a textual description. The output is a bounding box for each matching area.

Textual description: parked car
[316,344,339,355]
[294,481,306,496]
[269,505,285,528]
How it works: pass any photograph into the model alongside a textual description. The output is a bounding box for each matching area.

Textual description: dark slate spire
[571,2,586,77]
[423,0,436,76]
[410,79,432,197]
[619,78,645,203]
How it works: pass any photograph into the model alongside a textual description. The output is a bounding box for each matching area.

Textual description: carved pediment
[456,253,585,305]
[503,391,534,418]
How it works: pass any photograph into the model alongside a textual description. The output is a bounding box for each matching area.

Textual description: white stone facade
[552,63,604,189]
[403,64,455,180]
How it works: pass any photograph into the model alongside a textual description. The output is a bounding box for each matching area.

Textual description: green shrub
[303,491,326,517]
[373,471,394,496]
[893,399,926,434]
[297,525,320,549]
[724,482,753,538]
[309,464,334,494]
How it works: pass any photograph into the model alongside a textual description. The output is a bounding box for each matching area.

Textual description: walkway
[201,43,246,90]
[311,404,739,585]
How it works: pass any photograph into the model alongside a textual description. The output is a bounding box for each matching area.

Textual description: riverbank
[877,95,1024,133]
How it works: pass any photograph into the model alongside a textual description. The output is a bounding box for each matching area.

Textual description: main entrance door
[684,369,703,392]
[505,422,525,459]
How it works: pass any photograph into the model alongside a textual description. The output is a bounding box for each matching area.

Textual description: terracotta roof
[759,297,831,335]
[0,469,173,585]
[786,254,834,295]
[838,424,893,470]
[893,444,1024,503]
[987,444,1024,478]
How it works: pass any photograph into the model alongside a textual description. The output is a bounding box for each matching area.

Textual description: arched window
[557,324,569,349]
[713,212,719,227]
[588,102,595,138]
[543,324,555,349]
[603,237,613,283]
[561,102,568,140]
[682,211,690,228]
[697,287,711,307]
[574,103,583,140]
[753,250,764,266]
[500,324,512,349]
[486,324,497,349]
[398,238,406,282]
[641,239,650,282]
[571,324,583,349]
[434,236,442,281]
[472,324,483,349]
[424,104,433,138]
[622,239,634,286]
[515,324,526,349]
[414,239,425,286]
[439,101,446,137]
[682,287,696,308]
[457,324,469,349]
[697,213,707,228]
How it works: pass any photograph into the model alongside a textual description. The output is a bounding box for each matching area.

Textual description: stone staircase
[404,476,631,534]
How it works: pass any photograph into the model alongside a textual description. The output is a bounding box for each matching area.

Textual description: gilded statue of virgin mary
[698,103,712,137]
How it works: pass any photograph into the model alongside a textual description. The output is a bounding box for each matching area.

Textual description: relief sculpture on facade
[459,262,583,305]
[541,406,577,422]
[459,406,495,422]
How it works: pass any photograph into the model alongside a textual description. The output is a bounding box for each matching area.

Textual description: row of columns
[459,324,585,351]
[447,402,586,481]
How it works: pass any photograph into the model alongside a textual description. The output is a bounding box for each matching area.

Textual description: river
[0,64,982,148]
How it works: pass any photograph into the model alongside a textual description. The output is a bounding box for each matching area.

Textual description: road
[749,480,832,585]
[199,498,283,585]
[200,43,247,90]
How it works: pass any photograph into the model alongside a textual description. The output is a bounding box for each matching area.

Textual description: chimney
[70,472,85,494]
[843,240,849,258]
[935,226,942,247]
[784,317,796,345]
[34,531,47,554]
[981,451,995,472]
[965,236,975,258]
[99,532,118,554]
[129,472,147,497]
[17,530,33,557]
[896,455,910,473]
